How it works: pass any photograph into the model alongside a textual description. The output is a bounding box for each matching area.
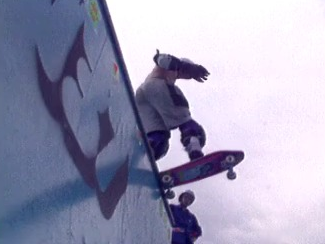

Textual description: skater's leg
[179,119,206,161]
[147,131,171,160]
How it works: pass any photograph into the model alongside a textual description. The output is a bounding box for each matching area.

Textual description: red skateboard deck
[160,150,245,190]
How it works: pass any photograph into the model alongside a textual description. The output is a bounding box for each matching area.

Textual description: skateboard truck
[165,189,175,199]
[161,174,176,199]
[161,174,174,186]
[224,155,237,180]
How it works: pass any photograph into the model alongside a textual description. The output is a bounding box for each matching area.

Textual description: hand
[191,236,198,242]
[190,64,210,82]
[173,227,185,233]
[178,62,210,82]
[189,232,200,242]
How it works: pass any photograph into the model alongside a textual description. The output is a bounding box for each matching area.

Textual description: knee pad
[179,120,206,147]
[147,131,170,160]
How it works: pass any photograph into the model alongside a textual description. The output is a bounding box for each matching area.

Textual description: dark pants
[147,119,206,160]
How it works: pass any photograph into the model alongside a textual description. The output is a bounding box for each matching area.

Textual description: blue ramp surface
[0,1,171,243]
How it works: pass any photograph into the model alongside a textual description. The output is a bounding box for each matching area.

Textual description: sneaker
[189,150,204,161]
[186,137,203,161]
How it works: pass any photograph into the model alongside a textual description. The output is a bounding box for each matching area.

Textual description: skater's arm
[152,49,210,82]
[188,214,202,238]
[177,61,210,82]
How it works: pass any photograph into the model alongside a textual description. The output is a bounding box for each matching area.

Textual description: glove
[178,61,210,82]
[192,64,210,82]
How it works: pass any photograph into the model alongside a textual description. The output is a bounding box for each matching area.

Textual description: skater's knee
[147,131,171,160]
[179,119,206,147]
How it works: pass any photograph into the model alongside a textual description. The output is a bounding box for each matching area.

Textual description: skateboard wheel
[161,174,173,186]
[225,155,235,163]
[165,190,175,199]
[227,170,237,180]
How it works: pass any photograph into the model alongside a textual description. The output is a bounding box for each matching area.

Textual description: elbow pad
[153,49,181,71]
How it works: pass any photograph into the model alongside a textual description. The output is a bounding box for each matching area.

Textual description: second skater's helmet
[179,190,195,203]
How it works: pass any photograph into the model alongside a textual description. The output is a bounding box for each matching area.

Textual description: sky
[107,0,325,243]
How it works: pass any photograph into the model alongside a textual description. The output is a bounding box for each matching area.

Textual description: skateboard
[159,150,245,199]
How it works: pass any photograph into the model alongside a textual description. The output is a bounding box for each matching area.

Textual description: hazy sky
[107,0,325,243]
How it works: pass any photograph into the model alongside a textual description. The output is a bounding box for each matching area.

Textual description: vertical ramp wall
[0,1,171,243]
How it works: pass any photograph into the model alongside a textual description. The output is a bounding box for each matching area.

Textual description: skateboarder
[170,190,202,244]
[135,50,210,161]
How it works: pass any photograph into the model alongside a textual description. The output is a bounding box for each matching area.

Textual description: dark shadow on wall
[1,159,127,238]
[0,151,161,239]
[36,22,129,222]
